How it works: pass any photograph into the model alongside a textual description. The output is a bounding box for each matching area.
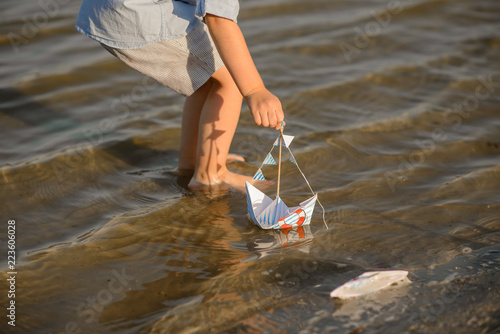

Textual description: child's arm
[205,14,284,130]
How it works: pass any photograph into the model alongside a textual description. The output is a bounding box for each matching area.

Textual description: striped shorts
[101,21,225,96]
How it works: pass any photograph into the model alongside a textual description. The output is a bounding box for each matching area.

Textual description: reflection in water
[251,225,314,256]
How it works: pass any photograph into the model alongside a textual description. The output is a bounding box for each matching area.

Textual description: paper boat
[246,182,317,229]
[330,270,409,299]
[245,127,320,230]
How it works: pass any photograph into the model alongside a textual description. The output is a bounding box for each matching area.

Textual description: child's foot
[174,154,245,177]
[188,170,273,193]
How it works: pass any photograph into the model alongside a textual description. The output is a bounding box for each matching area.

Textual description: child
[76,0,284,191]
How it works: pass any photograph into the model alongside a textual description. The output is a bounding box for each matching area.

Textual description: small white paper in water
[330,270,408,299]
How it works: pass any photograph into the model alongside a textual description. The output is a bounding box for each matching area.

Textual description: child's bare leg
[188,66,254,191]
[177,78,245,177]
[178,79,212,175]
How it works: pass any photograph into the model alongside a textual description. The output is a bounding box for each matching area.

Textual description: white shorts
[102,21,225,96]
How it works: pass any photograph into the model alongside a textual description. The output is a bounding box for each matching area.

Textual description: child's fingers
[253,111,262,126]
[260,112,270,127]
[268,110,278,129]
[274,107,284,130]
[245,89,284,129]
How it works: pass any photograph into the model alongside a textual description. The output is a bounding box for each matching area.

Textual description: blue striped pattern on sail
[278,195,317,228]
[253,169,265,181]
[258,197,288,229]
[274,135,294,147]
[263,153,277,165]
[282,212,299,226]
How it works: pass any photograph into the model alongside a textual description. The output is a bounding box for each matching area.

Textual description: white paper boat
[246,182,317,229]
[330,270,409,299]
[245,127,322,230]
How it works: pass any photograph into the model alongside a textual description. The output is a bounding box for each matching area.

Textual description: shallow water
[1,0,499,333]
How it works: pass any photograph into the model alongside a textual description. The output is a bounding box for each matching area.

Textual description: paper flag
[253,169,265,181]
[273,135,294,148]
[263,153,277,165]
[289,156,297,165]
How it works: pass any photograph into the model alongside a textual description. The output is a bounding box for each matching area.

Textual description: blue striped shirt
[75,0,239,49]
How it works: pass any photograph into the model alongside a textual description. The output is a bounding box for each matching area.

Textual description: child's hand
[205,15,285,130]
[244,88,285,130]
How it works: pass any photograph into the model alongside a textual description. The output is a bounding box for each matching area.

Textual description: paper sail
[330,270,409,299]
[273,135,294,148]
[245,181,317,229]
[246,130,325,230]
[253,168,265,181]
[263,153,277,165]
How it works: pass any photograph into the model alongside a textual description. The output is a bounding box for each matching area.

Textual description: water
[1,0,499,333]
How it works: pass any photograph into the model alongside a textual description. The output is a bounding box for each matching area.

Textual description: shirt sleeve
[196,0,240,22]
